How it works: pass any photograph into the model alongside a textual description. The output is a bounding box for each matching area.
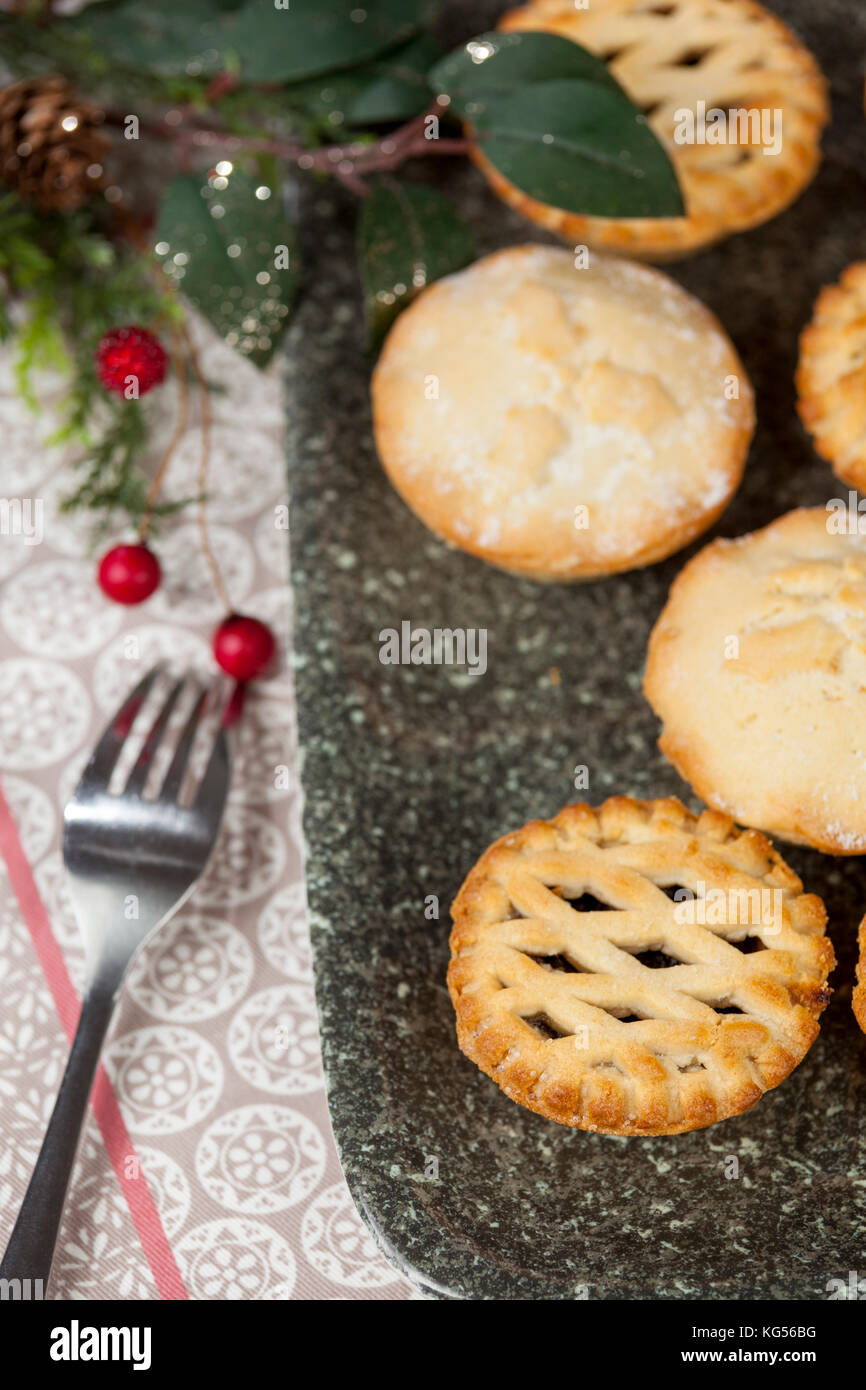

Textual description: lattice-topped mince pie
[479,0,828,260]
[448,797,833,1135]
[797,262,866,492]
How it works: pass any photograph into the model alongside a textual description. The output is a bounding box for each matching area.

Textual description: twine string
[179,317,232,613]
[137,320,189,545]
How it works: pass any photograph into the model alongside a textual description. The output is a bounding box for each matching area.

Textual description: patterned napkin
[0,318,415,1300]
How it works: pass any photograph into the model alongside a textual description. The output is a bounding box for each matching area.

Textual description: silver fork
[0,665,230,1289]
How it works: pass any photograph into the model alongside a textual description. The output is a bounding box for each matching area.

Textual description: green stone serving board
[288,0,866,1299]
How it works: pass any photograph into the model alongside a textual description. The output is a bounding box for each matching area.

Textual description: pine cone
[0,75,110,211]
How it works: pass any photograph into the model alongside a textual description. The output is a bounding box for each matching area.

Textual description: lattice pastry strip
[449,797,834,1135]
[477,0,828,261]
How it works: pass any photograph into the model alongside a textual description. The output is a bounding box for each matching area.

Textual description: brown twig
[102,97,471,194]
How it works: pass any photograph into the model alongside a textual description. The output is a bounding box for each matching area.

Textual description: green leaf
[474,81,683,218]
[289,33,443,127]
[154,171,299,367]
[430,31,684,219]
[62,0,434,84]
[429,31,619,102]
[358,182,475,349]
[63,0,230,79]
[228,0,435,84]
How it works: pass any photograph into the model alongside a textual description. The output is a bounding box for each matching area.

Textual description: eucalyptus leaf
[289,33,443,127]
[431,31,684,219]
[358,182,475,349]
[154,172,299,367]
[228,0,436,84]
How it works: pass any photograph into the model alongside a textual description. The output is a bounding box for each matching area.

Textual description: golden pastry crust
[472,0,828,261]
[796,262,866,491]
[371,245,753,581]
[644,506,866,854]
[448,796,833,1136]
[854,919,866,1034]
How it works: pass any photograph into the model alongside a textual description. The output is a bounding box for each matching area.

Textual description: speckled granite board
[288,0,866,1299]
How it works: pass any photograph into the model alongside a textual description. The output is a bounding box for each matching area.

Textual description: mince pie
[797,262,866,492]
[645,507,866,854]
[449,796,833,1135]
[372,245,753,581]
[475,0,828,260]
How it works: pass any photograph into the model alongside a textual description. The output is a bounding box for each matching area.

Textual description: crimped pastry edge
[854,919,866,1035]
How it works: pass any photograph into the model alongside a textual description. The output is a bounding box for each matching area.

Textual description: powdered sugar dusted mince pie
[797,262,866,492]
[645,507,866,854]
[448,796,833,1136]
[481,0,827,261]
[371,246,753,581]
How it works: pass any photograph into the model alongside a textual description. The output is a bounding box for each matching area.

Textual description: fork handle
[0,987,116,1291]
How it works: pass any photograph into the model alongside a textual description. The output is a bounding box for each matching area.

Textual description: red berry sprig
[97,543,161,605]
[213,614,276,683]
[96,325,167,397]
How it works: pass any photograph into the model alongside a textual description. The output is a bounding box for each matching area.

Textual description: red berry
[213,614,276,683]
[97,544,161,605]
[95,326,167,397]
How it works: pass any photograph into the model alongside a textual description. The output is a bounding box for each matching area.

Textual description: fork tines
[81,666,228,805]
